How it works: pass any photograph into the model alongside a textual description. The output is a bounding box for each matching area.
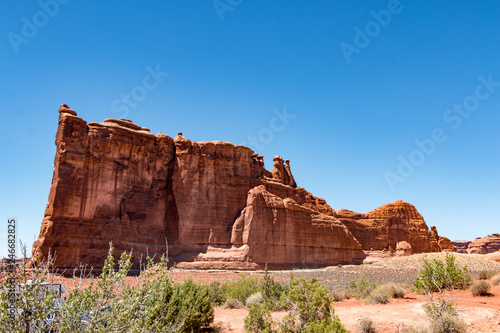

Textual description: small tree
[412,254,469,293]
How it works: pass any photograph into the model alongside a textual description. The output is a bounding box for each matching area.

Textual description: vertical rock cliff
[33,105,448,270]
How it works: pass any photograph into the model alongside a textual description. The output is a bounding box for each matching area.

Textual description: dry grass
[470,280,492,296]
[492,274,500,286]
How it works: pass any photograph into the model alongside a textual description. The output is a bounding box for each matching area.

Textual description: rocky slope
[33,105,450,270]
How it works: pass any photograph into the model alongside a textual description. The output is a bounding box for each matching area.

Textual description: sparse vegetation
[364,283,406,304]
[470,280,491,296]
[491,274,500,286]
[412,253,469,293]
[349,275,378,299]
[478,269,497,280]
[429,312,467,333]
[1,243,215,333]
[244,303,274,333]
[244,277,348,333]
[357,317,375,333]
[221,273,260,305]
[330,289,351,302]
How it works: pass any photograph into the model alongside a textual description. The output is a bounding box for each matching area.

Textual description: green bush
[491,274,500,286]
[244,278,347,333]
[470,280,491,296]
[260,264,288,310]
[349,275,377,299]
[412,254,469,293]
[0,247,59,333]
[221,273,260,304]
[207,281,225,305]
[244,303,274,333]
[280,278,347,332]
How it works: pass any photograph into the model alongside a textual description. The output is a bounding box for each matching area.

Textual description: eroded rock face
[452,240,472,254]
[337,200,440,253]
[466,234,500,254]
[230,185,365,267]
[33,105,449,270]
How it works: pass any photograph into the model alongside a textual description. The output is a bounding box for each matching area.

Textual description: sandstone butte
[32,104,456,271]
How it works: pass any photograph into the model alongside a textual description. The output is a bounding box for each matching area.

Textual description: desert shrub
[221,273,260,304]
[478,270,497,280]
[349,275,377,299]
[429,312,467,333]
[412,254,469,293]
[260,264,288,310]
[392,284,407,298]
[243,278,347,333]
[357,317,375,333]
[223,298,244,309]
[280,278,348,332]
[166,279,214,332]
[0,246,60,333]
[491,274,500,286]
[244,303,274,333]
[365,287,390,304]
[423,295,466,333]
[367,283,406,304]
[470,280,491,296]
[207,281,225,305]
[61,244,214,332]
[246,292,264,308]
[330,289,351,302]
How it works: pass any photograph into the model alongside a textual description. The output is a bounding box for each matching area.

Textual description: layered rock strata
[33,105,449,270]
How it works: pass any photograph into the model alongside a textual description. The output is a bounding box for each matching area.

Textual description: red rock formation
[466,234,500,254]
[337,201,440,253]
[452,240,472,254]
[33,105,365,270]
[430,225,457,252]
[33,105,450,271]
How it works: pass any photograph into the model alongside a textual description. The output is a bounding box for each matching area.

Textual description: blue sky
[1,1,499,258]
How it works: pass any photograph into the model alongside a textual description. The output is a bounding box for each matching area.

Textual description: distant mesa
[453,233,500,255]
[33,104,455,272]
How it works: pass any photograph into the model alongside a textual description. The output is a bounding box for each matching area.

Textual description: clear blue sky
[1,1,499,258]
